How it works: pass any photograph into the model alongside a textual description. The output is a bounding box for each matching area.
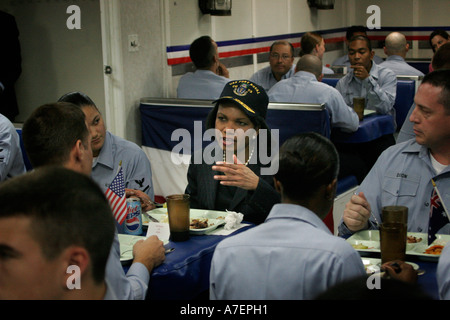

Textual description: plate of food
[118,234,169,264]
[118,234,146,264]
[347,231,450,261]
[361,257,420,275]
[142,208,227,235]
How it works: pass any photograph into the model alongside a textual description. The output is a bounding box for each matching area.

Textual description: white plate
[118,234,168,264]
[347,230,450,261]
[143,208,227,235]
[361,257,419,274]
[118,234,146,264]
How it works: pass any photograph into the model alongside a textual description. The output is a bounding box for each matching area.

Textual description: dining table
[120,209,254,300]
[120,212,442,300]
[331,111,396,144]
[345,230,445,300]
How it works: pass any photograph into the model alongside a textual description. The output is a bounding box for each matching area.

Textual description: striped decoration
[166,26,449,66]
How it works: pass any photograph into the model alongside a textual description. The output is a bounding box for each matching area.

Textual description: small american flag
[105,166,127,225]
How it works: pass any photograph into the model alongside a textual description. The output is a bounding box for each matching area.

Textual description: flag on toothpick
[105,164,127,225]
[428,179,450,244]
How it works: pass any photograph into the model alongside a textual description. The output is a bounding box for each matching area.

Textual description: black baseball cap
[214,80,269,121]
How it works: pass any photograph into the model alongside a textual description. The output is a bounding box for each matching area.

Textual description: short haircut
[58,91,98,111]
[189,36,216,69]
[421,69,450,114]
[300,32,324,57]
[348,34,372,52]
[275,132,339,201]
[22,102,89,168]
[429,29,449,53]
[0,166,115,284]
[432,42,450,70]
[270,40,295,57]
[296,54,323,78]
[346,25,367,40]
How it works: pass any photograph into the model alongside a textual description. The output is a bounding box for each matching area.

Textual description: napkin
[224,210,244,230]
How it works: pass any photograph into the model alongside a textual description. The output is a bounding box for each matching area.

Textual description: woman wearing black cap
[185,80,280,224]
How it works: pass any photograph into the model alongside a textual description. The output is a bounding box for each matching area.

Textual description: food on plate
[407,235,422,243]
[352,243,369,249]
[190,218,209,229]
[424,245,444,255]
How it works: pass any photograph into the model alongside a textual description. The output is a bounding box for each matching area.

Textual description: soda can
[125,197,143,235]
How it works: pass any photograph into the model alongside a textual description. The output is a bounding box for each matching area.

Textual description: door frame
[99,0,125,138]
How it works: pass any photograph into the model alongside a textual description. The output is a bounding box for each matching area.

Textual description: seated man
[22,102,165,300]
[268,54,359,133]
[250,40,296,92]
[380,32,424,77]
[0,167,117,299]
[210,132,366,300]
[339,70,450,239]
[397,42,450,144]
[0,112,25,181]
[334,35,397,177]
[177,35,230,100]
[332,25,384,67]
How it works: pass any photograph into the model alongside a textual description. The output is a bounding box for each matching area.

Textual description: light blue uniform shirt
[380,55,424,77]
[396,103,416,144]
[338,140,450,237]
[268,71,359,132]
[210,203,366,300]
[332,54,384,66]
[92,131,154,198]
[250,65,296,92]
[437,244,450,300]
[105,231,150,300]
[322,65,334,74]
[177,69,229,100]
[335,62,397,128]
[0,114,25,181]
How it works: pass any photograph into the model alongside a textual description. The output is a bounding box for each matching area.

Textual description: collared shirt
[249,65,296,92]
[335,62,397,127]
[338,140,450,237]
[437,244,450,300]
[0,114,25,181]
[379,55,424,77]
[396,103,416,144]
[105,231,150,300]
[268,71,359,132]
[210,203,366,300]
[91,132,154,232]
[332,54,384,66]
[177,69,229,100]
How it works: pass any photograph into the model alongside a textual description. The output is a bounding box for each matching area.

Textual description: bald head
[295,54,323,79]
[384,32,409,57]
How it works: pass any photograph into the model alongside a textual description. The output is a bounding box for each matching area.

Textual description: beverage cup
[353,97,365,121]
[382,206,408,225]
[380,222,407,264]
[166,194,190,242]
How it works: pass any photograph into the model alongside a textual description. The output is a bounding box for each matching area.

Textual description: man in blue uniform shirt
[0,113,25,181]
[268,54,359,133]
[210,132,366,300]
[380,32,424,77]
[339,69,450,238]
[177,36,230,100]
[249,40,296,92]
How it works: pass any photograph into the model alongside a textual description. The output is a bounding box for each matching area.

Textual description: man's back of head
[432,42,450,70]
[189,35,216,69]
[0,166,115,299]
[22,102,91,173]
[296,54,323,79]
[384,32,408,57]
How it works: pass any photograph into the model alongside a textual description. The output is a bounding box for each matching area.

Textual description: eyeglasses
[270,53,292,61]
